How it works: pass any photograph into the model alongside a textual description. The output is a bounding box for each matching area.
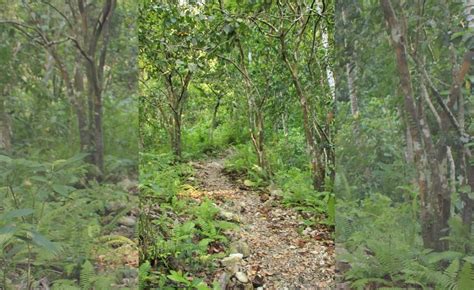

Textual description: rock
[302,227,312,236]
[252,274,265,287]
[118,216,136,227]
[118,178,137,191]
[229,241,251,258]
[221,253,243,272]
[269,189,283,196]
[218,272,230,289]
[243,179,256,187]
[218,208,241,223]
[262,199,275,208]
[235,272,249,283]
[106,201,127,213]
[259,193,270,202]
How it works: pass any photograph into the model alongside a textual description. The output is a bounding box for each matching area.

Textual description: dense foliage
[0,1,138,288]
[336,0,474,288]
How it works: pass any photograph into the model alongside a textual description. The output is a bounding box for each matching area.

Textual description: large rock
[229,241,250,258]
[221,253,243,272]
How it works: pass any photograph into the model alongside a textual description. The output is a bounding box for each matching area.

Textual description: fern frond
[80,260,95,290]
[457,262,474,290]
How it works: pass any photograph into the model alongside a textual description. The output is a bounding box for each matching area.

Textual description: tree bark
[232,39,270,175]
[0,89,11,152]
[381,0,451,251]
[280,34,325,191]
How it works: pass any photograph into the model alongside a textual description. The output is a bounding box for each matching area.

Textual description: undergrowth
[0,154,137,289]
[224,141,335,226]
[337,190,474,289]
[139,152,237,289]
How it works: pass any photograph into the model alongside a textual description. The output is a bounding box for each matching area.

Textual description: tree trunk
[235,40,270,175]
[460,0,474,251]
[172,110,182,159]
[209,88,222,142]
[92,89,105,175]
[280,35,325,191]
[0,90,11,152]
[381,0,450,251]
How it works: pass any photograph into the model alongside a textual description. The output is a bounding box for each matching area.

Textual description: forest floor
[190,156,335,289]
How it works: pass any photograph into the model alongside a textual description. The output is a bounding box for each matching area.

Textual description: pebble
[235,271,249,283]
[221,253,243,269]
[118,216,136,227]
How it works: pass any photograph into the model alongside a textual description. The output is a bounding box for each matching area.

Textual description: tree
[380,0,473,251]
[1,0,117,177]
[250,0,335,191]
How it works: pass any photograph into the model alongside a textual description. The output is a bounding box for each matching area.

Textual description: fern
[139,261,151,290]
[80,260,95,290]
[457,262,474,290]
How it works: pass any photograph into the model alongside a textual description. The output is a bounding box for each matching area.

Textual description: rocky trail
[190,158,335,289]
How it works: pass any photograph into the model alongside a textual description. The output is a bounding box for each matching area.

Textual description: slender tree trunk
[280,35,325,191]
[236,40,269,175]
[209,91,222,142]
[0,89,11,152]
[172,111,182,159]
[381,0,451,251]
[92,89,104,175]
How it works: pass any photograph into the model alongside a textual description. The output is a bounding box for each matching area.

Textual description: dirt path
[191,158,335,289]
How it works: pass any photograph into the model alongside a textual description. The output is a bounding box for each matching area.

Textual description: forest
[0,0,473,290]
[138,0,335,289]
[336,0,474,289]
[1,1,139,289]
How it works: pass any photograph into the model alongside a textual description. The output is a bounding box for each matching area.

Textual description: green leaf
[29,230,60,254]
[2,208,34,220]
[198,238,213,249]
[426,251,464,264]
[0,225,16,245]
[181,221,195,233]
[0,155,12,163]
[52,153,88,169]
[167,270,190,284]
[52,184,76,196]
[30,175,49,183]
[464,256,474,264]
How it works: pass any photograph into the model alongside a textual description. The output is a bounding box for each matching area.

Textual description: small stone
[243,179,256,187]
[118,216,136,227]
[219,209,241,222]
[106,201,126,213]
[117,178,137,191]
[221,253,243,271]
[302,227,312,235]
[218,272,230,289]
[229,241,250,258]
[235,271,249,283]
[270,189,283,196]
